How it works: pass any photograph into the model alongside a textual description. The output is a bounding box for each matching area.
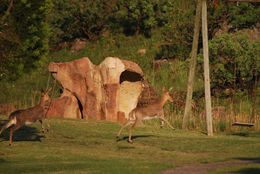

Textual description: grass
[0,117,260,174]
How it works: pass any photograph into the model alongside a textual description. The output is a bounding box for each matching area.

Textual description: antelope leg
[160,117,175,130]
[117,120,134,138]
[9,127,13,146]
[160,119,165,128]
[128,119,138,143]
[39,120,45,133]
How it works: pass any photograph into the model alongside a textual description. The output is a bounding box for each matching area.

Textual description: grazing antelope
[117,88,175,143]
[0,89,51,145]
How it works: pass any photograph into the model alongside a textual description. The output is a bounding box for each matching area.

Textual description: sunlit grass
[0,118,259,173]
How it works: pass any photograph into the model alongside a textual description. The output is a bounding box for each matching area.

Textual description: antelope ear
[169,87,173,92]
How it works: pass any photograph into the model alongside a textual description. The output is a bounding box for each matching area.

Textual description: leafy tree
[158,1,195,60]
[0,0,23,81]
[50,0,117,44]
[228,2,260,30]
[207,1,259,36]
[14,0,53,70]
[112,0,173,37]
[114,0,157,36]
[0,0,52,81]
[197,33,259,95]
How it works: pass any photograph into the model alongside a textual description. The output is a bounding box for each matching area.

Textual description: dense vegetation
[0,0,259,131]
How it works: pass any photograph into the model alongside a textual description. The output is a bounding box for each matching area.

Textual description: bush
[197,33,259,95]
[159,1,195,60]
[228,2,260,29]
[0,0,52,81]
[111,0,173,37]
[50,0,116,44]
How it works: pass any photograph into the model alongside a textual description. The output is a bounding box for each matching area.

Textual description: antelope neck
[158,94,168,107]
[39,98,46,106]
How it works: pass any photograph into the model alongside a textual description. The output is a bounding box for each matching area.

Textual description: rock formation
[47,57,144,122]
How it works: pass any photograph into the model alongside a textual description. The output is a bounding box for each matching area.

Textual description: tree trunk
[201,0,213,136]
[182,0,202,129]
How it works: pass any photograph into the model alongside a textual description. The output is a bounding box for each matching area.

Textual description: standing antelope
[0,89,51,145]
[117,88,175,143]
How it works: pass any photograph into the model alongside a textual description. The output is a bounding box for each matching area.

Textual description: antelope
[0,89,51,145]
[117,88,175,143]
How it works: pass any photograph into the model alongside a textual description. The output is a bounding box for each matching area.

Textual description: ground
[0,118,260,174]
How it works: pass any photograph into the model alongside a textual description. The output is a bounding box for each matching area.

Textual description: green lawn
[0,118,259,174]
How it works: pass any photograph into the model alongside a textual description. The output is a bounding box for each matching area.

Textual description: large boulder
[48,57,144,122]
[46,89,82,119]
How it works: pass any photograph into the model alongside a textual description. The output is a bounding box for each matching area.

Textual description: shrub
[50,0,116,44]
[197,33,259,95]
[0,0,52,81]
[112,0,173,37]
[159,1,195,60]
[228,2,260,29]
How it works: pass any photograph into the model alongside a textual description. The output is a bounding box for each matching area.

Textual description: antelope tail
[0,117,17,135]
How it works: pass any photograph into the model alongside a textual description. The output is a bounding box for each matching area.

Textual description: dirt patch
[161,160,258,174]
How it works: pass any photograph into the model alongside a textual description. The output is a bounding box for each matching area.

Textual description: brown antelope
[117,88,175,143]
[0,89,51,145]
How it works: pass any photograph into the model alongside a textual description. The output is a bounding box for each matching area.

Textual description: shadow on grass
[234,157,260,164]
[231,132,250,137]
[232,157,260,174]
[0,158,7,163]
[116,134,155,142]
[234,168,260,174]
[0,120,45,143]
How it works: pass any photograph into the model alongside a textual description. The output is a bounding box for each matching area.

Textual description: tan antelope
[0,89,51,145]
[117,88,175,143]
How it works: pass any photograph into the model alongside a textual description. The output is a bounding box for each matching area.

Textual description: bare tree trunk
[201,0,213,136]
[182,0,202,129]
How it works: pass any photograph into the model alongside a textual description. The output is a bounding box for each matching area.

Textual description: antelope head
[162,87,174,103]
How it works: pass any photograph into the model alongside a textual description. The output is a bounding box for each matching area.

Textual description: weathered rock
[119,81,143,119]
[48,57,144,122]
[46,90,82,119]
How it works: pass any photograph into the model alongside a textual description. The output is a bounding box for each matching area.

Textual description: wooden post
[182,0,202,129]
[201,0,213,136]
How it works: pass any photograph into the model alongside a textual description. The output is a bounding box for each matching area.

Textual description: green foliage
[50,0,116,43]
[0,0,52,81]
[49,0,176,43]
[0,37,23,81]
[159,1,195,60]
[228,3,260,29]
[112,0,173,37]
[198,33,259,93]
[207,1,259,36]
[14,0,53,70]
[158,1,259,60]
[116,0,156,36]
